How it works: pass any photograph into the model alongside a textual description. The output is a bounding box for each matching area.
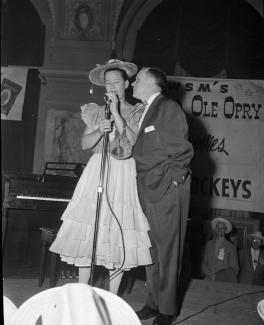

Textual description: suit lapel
[134,94,163,147]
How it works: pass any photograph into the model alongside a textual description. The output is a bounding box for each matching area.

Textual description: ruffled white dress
[50,103,152,270]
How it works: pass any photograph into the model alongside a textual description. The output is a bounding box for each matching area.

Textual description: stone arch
[115,0,163,61]
[30,0,55,65]
[30,0,54,28]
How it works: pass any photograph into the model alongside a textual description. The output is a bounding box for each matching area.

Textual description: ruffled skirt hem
[58,247,152,270]
[49,153,152,269]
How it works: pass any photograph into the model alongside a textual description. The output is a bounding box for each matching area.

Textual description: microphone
[104,96,111,120]
[104,95,112,104]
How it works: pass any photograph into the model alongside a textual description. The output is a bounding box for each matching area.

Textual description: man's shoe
[152,313,175,325]
[136,304,159,320]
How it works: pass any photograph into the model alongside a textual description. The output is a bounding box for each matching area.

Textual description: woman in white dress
[50,59,152,294]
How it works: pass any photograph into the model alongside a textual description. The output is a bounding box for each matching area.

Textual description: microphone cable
[172,289,264,324]
[103,127,126,281]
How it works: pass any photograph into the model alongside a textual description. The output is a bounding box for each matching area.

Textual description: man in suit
[132,67,194,325]
[239,231,264,286]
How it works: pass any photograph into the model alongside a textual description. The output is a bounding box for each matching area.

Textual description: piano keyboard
[16,195,70,202]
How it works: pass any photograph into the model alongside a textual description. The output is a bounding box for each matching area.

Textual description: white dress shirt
[138,92,161,130]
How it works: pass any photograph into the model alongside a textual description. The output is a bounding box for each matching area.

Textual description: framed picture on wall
[43,109,92,169]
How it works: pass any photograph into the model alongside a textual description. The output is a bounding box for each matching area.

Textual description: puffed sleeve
[126,103,145,133]
[80,103,103,133]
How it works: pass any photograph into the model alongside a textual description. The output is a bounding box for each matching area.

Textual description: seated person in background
[239,231,264,286]
[201,217,239,283]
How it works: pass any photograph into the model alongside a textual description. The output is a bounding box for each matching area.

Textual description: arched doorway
[116,0,264,79]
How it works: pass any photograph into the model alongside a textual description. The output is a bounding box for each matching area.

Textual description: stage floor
[3,276,264,325]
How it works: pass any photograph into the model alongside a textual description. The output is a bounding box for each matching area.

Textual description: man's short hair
[145,67,168,93]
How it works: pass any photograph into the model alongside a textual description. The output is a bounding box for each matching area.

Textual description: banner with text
[1,67,28,120]
[168,76,264,213]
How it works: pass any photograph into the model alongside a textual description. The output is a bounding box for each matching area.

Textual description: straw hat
[89,59,138,86]
[257,300,264,321]
[211,217,232,234]
[3,296,18,325]
[248,231,264,242]
[10,283,141,325]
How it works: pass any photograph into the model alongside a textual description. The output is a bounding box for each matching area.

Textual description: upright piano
[2,163,85,254]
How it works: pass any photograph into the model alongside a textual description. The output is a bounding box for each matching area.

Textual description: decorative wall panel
[44,108,91,164]
[33,70,104,174]
[62,0,106,40]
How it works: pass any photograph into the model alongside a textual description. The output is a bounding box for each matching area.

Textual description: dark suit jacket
[132,94,194,315]
[133,94,194,202]
[239,248,264,285]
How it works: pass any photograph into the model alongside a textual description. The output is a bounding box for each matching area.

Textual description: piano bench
[39,227,59,288]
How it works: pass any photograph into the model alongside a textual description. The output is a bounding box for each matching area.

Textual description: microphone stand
[89,100,111,286]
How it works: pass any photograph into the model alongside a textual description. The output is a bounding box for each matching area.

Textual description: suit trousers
[137,175,191,315]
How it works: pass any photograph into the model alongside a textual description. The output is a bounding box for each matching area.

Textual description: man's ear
[125,80,129,89]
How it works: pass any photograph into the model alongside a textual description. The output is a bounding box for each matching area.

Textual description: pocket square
[145,125,155,133]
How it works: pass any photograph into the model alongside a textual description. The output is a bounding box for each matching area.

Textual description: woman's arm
[81,119,112,150]
[106,93,137,144]
[201,243,215,280]
[112,110,137,144]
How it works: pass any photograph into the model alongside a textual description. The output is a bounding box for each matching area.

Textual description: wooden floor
[3,276,264,325]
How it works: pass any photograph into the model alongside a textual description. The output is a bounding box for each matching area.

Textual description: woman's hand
[105,92,119,116]
[98,119,112,134]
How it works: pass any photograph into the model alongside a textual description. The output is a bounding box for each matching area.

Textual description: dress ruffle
[50,153,152,269]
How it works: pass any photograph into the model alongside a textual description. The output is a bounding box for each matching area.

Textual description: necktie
[138,101,148,129]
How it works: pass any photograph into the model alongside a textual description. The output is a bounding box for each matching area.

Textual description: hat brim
[211,217,232,234]
[248,234,264,241]
[11,287,59,325]
[4,296,18,324]
[94,287,141,324]
[257,300,264,321]
[11,285,141,325]
[89,61,138,86]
